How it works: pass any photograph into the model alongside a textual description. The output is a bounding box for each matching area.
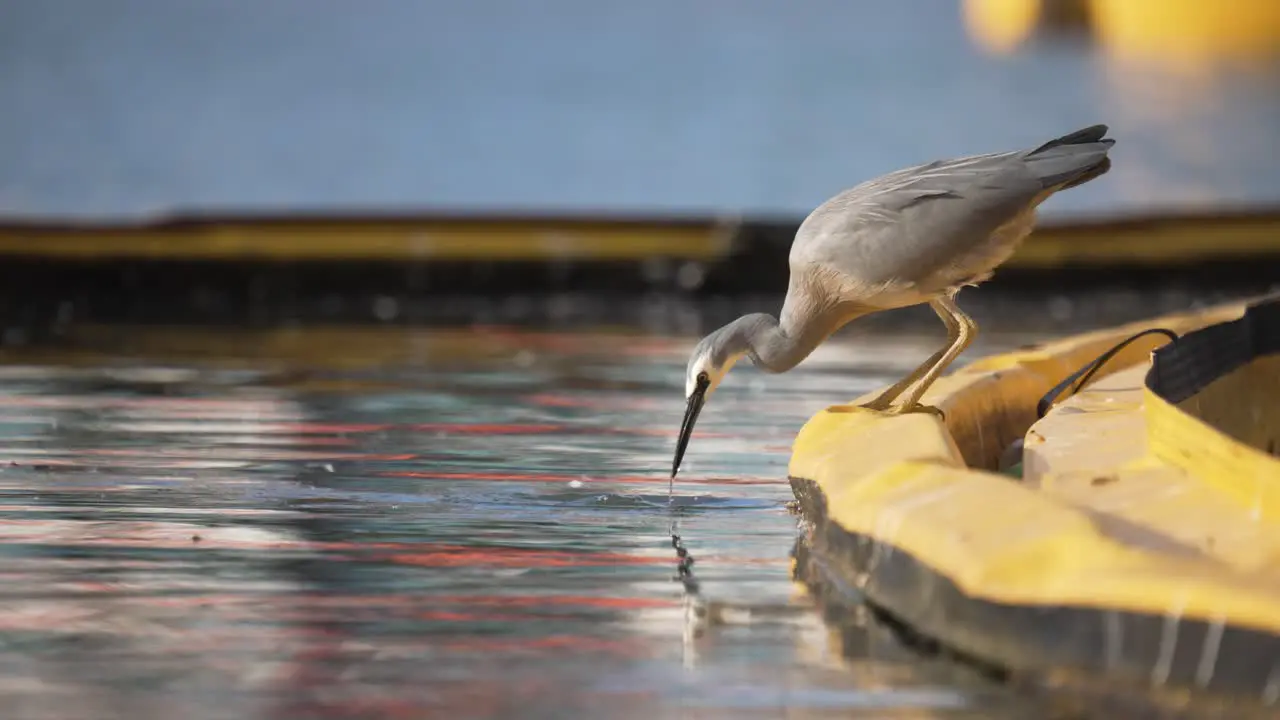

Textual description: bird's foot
[859,400,889,413]
[886,402,946,420]
[857,397,944,419]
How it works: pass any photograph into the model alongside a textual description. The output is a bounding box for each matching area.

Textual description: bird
[671,124,1116,478]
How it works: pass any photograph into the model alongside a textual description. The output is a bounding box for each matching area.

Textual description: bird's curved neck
[737,306,852,373]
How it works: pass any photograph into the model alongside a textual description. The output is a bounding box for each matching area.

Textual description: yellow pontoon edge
[788,295,1280,704]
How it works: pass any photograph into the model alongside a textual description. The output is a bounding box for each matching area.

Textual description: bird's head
[671,325,750,479]
[684,332,740,400]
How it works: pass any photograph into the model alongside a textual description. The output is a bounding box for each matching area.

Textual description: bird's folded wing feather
[795,152,1043,278]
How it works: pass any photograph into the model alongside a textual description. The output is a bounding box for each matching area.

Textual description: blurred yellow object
[3,209,1280,267]
[1010,212,1280,268]
[790,296,1280,706]
[0,217,732,261]
[964,0,1280,65]
[961,0,1045,54]
[1088,0,1280,65]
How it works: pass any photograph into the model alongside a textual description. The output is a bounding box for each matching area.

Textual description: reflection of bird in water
[672,125,1116,477]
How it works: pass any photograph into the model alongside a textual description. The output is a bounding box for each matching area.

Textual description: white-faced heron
[671,124,1115,477]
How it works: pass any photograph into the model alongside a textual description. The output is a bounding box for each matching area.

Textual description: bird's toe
[890,402,946,420]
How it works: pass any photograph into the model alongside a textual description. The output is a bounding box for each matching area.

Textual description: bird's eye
[696,372,710,388]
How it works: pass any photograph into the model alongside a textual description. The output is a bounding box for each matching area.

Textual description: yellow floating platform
[1,208,1278,267]
[789,295,1280,711]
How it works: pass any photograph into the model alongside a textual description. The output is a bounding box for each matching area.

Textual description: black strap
[1146,296,1280,403]
[1036,328,1180,419]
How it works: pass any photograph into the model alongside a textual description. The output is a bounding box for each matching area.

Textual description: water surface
[0,323,1062,719]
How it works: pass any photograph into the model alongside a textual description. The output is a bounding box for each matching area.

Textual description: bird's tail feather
[1025,124,1115,190]
[1056,156,1112,190]
[1030,124,1113,155]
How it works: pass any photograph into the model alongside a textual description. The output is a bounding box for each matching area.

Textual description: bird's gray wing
[795,130,1112,287]
[793,151,1039,282]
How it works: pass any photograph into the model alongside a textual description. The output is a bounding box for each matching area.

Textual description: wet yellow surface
[790,297,1280,709]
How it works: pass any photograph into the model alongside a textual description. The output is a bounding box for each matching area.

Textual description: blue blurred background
[2,0,1278,222]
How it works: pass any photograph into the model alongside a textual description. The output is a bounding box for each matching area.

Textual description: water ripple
[0,327,1053,719]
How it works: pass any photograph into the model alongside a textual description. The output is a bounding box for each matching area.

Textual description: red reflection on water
[382,470,587,482]
[378,544,662,568]
[434,634,643,655]
[408,422,736,438]
[0,395,300,412]
[602,427,735,438]
[270,423,391,433]
[411,423,566,434]
[0,522,664,568]
[380,470,780,485]
[526,392,660,410]
[8,592,679,619]
[91,422,391,434]
[431,595,676,609]
[1,449,418,464]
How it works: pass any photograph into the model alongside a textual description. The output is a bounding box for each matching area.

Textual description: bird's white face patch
[685,349,742,399]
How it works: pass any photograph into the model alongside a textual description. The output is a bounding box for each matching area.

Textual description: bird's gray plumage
[786,124,1114,321]
[671,125,1115,478]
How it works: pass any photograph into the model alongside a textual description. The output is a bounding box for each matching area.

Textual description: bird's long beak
[671,378,709,479]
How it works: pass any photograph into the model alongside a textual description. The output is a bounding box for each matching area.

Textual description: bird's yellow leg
[886,296,976,416]
[861,299,960,412]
